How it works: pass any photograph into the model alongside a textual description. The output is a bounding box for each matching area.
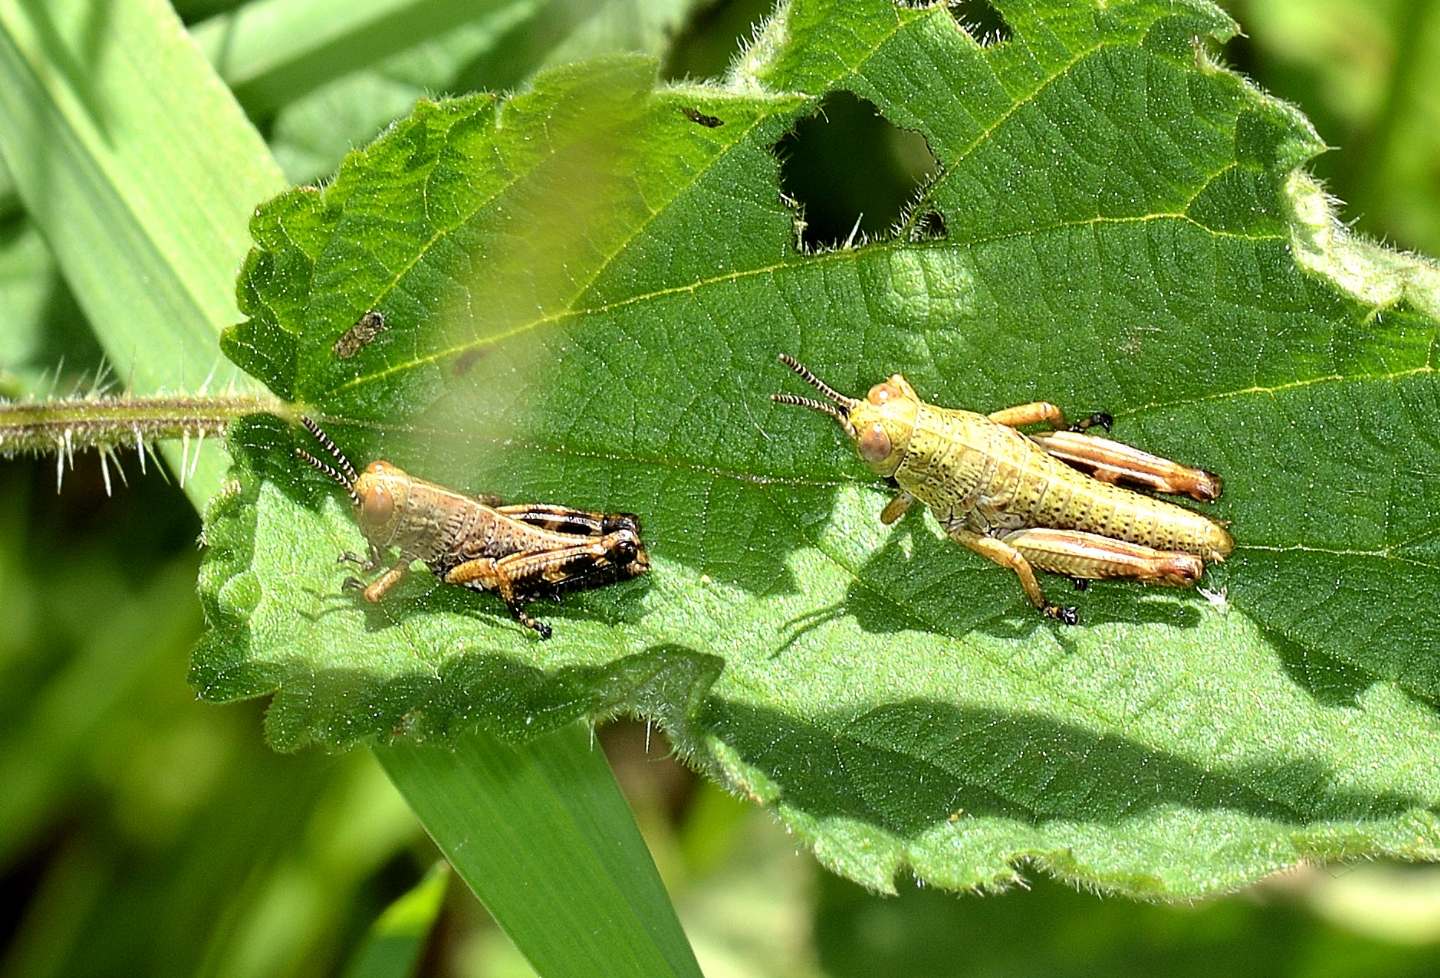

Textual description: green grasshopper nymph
[772,355,1233,624]
[294,417,649,639]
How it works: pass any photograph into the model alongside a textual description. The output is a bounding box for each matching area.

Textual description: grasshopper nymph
[772,355,1233,624]
[294,417,649,638]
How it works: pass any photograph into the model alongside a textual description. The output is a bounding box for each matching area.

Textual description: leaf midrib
[1237,542,1440,573]
[311,357,1437,503]
[327,209,1282,400]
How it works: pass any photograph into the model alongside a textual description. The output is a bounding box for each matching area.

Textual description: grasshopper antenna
[770,393,858,438]
[775,354,859,409]
[300,416,358,484]
[772,354,858,437]
[296,416,361,506]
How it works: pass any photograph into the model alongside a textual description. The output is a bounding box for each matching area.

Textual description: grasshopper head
[771,354,917,477]
[352,460,411,541]
[848,373,920,476]
[295,417,408,542]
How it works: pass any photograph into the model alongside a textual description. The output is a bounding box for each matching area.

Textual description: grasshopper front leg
[338,543,384,572]
[880,491,916,525]
[343,558,412,603]
[946,527,1079,625]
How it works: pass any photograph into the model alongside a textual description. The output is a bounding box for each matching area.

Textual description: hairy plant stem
[0,393,286,457]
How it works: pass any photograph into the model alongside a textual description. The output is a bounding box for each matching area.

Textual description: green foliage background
[3,0,1440,975]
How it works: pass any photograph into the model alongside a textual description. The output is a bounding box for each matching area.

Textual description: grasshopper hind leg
[1027,430,1222,502]
[493,503,642,539]
[442,534,646,640]
[951,526,1209,625]
[440,556,555,639]
[505,596,553,640]
[947,528,1079,625]
[1000,528,1205,589]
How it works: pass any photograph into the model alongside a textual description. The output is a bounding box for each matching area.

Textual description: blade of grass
[342,863,449,978]
[0,0,283,501]
[0,4,700,972]
[377,723,704,978]
[190,0,529,117]
[0,160,16,220]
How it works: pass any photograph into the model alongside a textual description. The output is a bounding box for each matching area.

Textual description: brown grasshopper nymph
[772,355,1233,624]
[294,417,649,639]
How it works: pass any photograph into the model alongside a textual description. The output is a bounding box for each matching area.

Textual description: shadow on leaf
[1258,619,1375,708]
[833,514,1204,641]
[704,696,1430,836]
[246,644,726,752]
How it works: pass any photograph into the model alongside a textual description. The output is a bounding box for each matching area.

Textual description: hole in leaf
[946,0,1012,45]
[775,91,941,250]
[913,210,947,241]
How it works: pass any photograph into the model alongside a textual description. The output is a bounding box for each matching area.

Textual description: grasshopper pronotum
[772,355,1233,624]
[295,417,649,638]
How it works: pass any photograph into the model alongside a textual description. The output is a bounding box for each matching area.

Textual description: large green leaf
[197,0,1440,898]
[0,0,695,969]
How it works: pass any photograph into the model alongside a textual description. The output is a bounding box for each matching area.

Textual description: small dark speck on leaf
[333,310,388,359]
[452,347,486,376]
[680,106,724,128]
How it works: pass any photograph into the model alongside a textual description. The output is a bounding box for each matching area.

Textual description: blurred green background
[2,1,1439,975]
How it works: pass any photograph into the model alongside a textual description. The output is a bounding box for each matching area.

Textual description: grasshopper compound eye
[612,532,640,565]
[361,485,394,525]
[857,422,892,463]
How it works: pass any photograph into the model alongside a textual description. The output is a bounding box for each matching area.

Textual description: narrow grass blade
[342,863,449,978]
[190,0,507,116]
[377,723,704,978]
